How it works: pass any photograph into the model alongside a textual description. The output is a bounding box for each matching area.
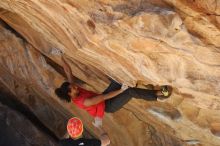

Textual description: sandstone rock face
[0,0,220,146]
[0,101,58,146]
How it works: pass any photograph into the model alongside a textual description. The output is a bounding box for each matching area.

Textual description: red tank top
[72,87,105,118]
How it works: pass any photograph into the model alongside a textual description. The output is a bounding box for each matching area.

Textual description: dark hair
[55,82,71,102]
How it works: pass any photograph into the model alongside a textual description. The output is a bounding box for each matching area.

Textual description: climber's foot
[156,85,173,102]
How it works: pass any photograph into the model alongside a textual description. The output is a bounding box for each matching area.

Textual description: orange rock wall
[0,0,220,146]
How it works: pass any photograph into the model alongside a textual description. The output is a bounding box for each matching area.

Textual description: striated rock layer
[0,0,220,146]
[0,90,58,146]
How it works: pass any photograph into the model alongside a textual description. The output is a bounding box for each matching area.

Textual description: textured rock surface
[0,101,58,146]
[0,0,220,146]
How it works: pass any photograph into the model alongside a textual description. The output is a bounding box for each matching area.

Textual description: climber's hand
[100,133,110,146]
[51,48,63,56]
[121,84,129,91]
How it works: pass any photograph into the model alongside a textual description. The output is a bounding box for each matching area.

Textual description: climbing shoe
[157,85,173,100]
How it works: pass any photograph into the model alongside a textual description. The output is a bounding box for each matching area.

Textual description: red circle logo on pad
[67,117,83,138]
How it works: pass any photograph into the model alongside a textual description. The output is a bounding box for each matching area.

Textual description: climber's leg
[102,79,121,94]
[130,85,173,100]
[105,88,157,113]
[105,88,133,113]
[105,85,172,113]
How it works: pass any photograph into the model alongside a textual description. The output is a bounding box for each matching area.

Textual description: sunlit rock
[0,0,220,145]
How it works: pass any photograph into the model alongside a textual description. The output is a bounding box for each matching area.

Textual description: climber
[55,55,172,128]
[59,117,110,146]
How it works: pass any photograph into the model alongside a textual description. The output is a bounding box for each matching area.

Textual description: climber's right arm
[61,56,76,83]
[84,84,128,107]
[83,89,123,107]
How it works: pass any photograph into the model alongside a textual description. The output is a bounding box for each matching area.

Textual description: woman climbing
[55,55,172,128]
